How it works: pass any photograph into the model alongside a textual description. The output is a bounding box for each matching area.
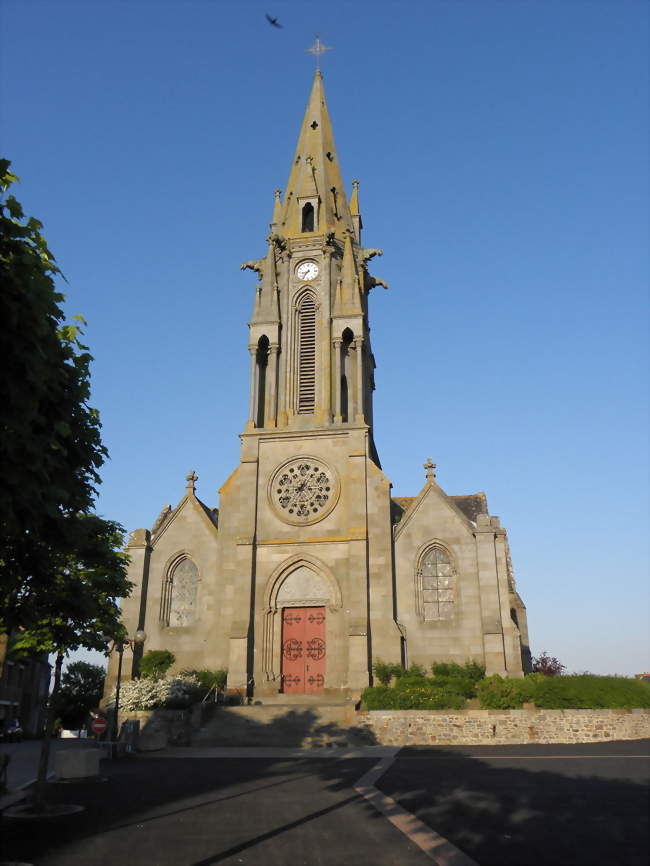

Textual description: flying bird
[266,14,282,28]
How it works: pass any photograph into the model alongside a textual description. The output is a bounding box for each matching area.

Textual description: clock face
[295,261,319,281]
[269,458,339,525]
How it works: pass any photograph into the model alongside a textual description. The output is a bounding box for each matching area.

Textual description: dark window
[340,328,354,422]
[256,335,269,428]
[301,202,315,232]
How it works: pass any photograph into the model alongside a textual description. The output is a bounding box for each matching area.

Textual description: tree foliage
[55,661,106,729]
[0,159,124,636]
[0,161,132,809]
[139,650,176,679]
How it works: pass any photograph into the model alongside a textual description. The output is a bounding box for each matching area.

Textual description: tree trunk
[33,651,63,811]
[0,632,8,681]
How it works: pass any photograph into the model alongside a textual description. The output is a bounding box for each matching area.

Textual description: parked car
[0,719,23,742]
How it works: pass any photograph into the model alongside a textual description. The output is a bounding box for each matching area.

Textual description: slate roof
[449,493,488,524]
[391,491,489,526]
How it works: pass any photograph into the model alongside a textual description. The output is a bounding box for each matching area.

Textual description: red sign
[281,606,326,694]
[91,716,108,735]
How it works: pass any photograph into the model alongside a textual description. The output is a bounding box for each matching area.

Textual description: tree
[55,661,106,730]
[532,651,566,677]
[0,160,111,652]
[0,161,132,811]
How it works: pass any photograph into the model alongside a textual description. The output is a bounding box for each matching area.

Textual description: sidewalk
[0,739,99,808]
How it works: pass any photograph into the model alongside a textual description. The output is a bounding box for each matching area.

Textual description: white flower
[108,674,201,711]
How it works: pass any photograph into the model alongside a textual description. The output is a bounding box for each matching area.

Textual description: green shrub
[429,676,478,698]
[362,685,401,709]
[373,660,399,686]
[180,668,228,697]
[406,662,427,678]
[477,674,530,708]
[139,650,176,680]
[431,661,486,683]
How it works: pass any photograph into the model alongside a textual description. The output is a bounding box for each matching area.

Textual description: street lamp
[109,630,146,757]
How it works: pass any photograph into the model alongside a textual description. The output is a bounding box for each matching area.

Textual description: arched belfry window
[301,202,314,232]
[340,328,354,423]
[417,546,455,622]
[296,291,317,413]
[256,335,269,428]
[161,556,200,627]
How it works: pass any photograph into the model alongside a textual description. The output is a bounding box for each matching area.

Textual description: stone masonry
[357,708,650,746]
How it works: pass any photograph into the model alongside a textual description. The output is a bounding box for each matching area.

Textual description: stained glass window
[163,557,199,627]
[419,547,455,621]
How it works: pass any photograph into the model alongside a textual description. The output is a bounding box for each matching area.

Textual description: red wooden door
[282,607,326,694]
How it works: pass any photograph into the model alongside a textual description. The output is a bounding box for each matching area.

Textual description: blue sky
[2,0,648,675]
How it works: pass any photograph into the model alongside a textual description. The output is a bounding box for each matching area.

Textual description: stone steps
[193,703,373,747]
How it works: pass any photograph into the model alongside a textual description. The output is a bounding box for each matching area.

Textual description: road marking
[399,754,649,760]
[354,756,478,866]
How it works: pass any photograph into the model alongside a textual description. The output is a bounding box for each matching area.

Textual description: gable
[151,493,218,550]
[394,481,478,545]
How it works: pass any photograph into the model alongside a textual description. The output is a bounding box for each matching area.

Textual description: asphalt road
[0,755,433,866]
[1,741,648,866]
[379,739,650,866]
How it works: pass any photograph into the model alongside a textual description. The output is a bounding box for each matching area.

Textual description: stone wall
[117,707,198,750]
[357,708,650,745]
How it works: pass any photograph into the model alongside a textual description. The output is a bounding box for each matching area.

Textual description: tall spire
[278,71,354,241]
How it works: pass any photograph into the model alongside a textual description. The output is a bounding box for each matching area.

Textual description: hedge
[478,674,650,710]
[362,666,650,711]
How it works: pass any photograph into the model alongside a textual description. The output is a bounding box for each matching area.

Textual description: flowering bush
[108,674,201,711]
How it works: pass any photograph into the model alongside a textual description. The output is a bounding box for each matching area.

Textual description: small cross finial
[306,34,332,70]
[424,458,436,481]
[186,470,198,492]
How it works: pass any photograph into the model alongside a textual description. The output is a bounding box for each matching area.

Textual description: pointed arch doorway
[261,556,343,696]
[281,606,326,693]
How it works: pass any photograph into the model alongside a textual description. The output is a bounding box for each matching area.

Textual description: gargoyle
[267,233,287,252]
[321,230,336,250]
[367,275,389,290]
[361,248,383,264]
[240,260,264,277]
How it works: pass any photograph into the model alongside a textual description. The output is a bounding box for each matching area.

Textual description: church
[110,71,531,700]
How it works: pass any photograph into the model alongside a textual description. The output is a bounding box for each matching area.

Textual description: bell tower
[243,70,384,463]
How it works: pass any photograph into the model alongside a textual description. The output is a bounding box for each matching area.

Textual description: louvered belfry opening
[297,292,317,413]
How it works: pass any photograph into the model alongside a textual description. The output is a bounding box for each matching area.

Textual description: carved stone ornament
[268,457,340,526]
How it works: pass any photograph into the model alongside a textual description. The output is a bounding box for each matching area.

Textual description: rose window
[269,458,338,525]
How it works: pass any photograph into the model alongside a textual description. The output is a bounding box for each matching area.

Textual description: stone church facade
[110,72,531,700]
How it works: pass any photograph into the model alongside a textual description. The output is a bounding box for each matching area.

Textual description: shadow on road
[379,741,650,866]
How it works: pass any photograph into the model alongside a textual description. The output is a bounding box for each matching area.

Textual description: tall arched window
[340,328,354,422]
[256,335,269,428]
[161,556,200,627]
[301,202,314,232]
[296,291,317,413]
[417,545,455,622]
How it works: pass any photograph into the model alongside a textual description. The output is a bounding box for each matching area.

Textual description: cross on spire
[424,458,437,481]
[186,470,198,492]
[306,34,332,70]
